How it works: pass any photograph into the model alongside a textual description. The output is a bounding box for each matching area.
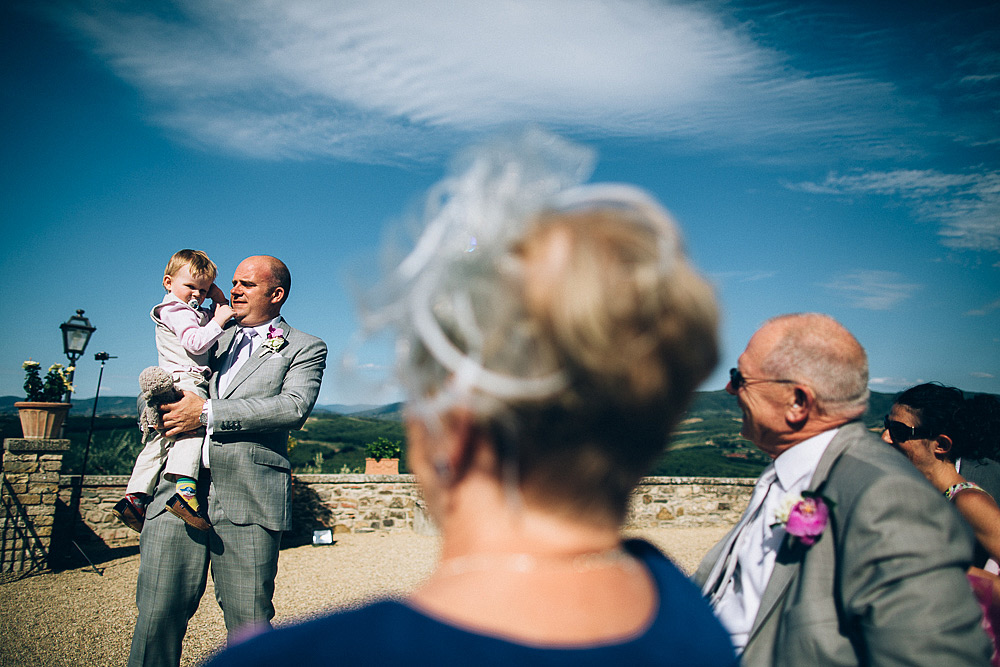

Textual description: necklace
[433,546,638,579]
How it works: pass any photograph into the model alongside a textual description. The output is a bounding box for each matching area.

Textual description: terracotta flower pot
[365,457,399,475]
[14,402,71,439]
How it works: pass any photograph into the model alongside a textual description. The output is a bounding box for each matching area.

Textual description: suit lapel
[747,422,862,642]
[221,318,288,398]
[698,522,744,594]
[210,327,238,399]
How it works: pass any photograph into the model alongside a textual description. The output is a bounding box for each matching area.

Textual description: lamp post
[80,352,116,486]
[60,309,95,403]
[69,350,114,576]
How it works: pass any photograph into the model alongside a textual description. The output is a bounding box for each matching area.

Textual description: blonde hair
[364,130,718,523]
[500,206,717,522]
[404,194,718,523]
[164,249,217,282]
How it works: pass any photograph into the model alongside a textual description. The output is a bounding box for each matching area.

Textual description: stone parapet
[4,438,72,453]
[57,475,137,549]
[60,473,754,550]
[2,438,70,573]
[629,476,755,527]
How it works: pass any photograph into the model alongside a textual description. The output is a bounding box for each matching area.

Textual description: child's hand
[213,303,235,326]
[208,283,229,304]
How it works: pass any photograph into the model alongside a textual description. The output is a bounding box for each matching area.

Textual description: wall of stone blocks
[2,438,69,573]
[629,477,755,527]
[59,473,754,550]
[57,475,139,549]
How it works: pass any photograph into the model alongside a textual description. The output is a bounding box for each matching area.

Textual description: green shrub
[365,436,401,461]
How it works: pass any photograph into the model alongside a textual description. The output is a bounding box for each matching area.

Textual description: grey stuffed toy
[138,366,181,443]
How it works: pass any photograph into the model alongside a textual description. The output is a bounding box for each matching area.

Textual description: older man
[694,313,990,666]
[128,256,327,667]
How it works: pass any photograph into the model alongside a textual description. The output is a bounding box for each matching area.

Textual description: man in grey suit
[128,255,327,667]
[694,313,990,666]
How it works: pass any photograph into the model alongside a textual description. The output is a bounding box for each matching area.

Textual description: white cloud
[971,372,995,379]
[870,377,922,388]
[787,169,1000,253]
[822,270,922,310]
[54,0,921,163]
[710,270,777,283]
[966,298,1000,316]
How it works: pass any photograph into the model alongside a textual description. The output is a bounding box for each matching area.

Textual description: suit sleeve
[211,336,327,433]
[838,472,992,664]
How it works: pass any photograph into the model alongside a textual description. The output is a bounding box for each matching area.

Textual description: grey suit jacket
[146,317,326,532]
[208,317,326,531]
[695,422,991,666]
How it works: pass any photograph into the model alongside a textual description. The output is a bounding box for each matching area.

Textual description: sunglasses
[882,416,930,444]
[729,367,797,391]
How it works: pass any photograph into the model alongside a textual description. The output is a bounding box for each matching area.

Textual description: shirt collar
[238,317,282,340]
[773,428,839,491]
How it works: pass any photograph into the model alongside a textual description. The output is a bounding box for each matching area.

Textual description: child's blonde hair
[164,249,218,282]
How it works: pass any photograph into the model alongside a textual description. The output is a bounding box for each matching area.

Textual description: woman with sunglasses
[883,383,1000,664]
[882,383,1000,567]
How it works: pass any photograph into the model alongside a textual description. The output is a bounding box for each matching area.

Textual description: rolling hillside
[0,389,970,477]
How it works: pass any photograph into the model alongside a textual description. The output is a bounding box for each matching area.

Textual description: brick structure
[2,438,69,574]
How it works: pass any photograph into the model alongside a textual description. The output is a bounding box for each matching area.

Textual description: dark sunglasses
[882,416,930,444]
[729,367,797,391]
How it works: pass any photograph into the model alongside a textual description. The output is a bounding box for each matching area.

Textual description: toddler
[112,249,233,532]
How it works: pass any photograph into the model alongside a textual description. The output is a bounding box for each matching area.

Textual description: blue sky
[2,0,997,406]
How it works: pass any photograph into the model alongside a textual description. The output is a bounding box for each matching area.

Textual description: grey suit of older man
[695,422,991,666]
[128,318,326,667]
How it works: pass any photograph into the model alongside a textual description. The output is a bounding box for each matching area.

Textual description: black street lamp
[70,350,115,577]
[60,310,95,402]
[80,352,116,488]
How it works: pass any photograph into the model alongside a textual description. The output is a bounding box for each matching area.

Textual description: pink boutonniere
[772,491,834,547]
[261,325,286,354]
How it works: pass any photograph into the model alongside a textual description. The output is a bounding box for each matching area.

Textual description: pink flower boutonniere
[261,325,286,354]
[772,491,834,547]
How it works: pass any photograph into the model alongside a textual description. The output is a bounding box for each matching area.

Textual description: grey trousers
[127,480,281,667]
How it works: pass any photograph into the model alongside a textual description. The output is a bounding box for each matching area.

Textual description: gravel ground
[0,526,731,667]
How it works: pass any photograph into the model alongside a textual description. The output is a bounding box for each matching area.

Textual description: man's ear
[269,286,285,305]
[933,434,953,457]
[786,386,814,426]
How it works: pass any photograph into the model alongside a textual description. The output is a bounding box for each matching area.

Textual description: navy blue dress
[206,539,737,666]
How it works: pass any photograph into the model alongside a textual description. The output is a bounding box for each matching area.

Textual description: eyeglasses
[729,367,797,391]
[882,416,930,444]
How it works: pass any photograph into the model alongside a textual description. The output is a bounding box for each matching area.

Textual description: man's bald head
[759,313,869,421]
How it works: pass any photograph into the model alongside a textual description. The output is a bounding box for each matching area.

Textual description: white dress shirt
[713,428,839,653]
[202,317,282,468]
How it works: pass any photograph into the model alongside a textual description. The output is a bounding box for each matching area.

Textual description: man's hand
[161,390,206,438]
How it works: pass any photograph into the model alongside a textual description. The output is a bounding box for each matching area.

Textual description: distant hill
[5,387,995,478]
[0,390,951,422]
[0,396,386,418]
[349,402,404,421]
[311,403,382,415]
[1,395,138,417]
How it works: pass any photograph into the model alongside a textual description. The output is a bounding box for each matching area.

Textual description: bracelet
[944,481,988,501]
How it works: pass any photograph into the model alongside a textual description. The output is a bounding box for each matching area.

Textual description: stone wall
[60,473,754,550]
[2,438,69,573]
[629,477,755,527]
[57,475,139,549]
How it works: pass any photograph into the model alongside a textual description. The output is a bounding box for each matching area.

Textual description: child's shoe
[112,493,150,533]
[165,493,212,531]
